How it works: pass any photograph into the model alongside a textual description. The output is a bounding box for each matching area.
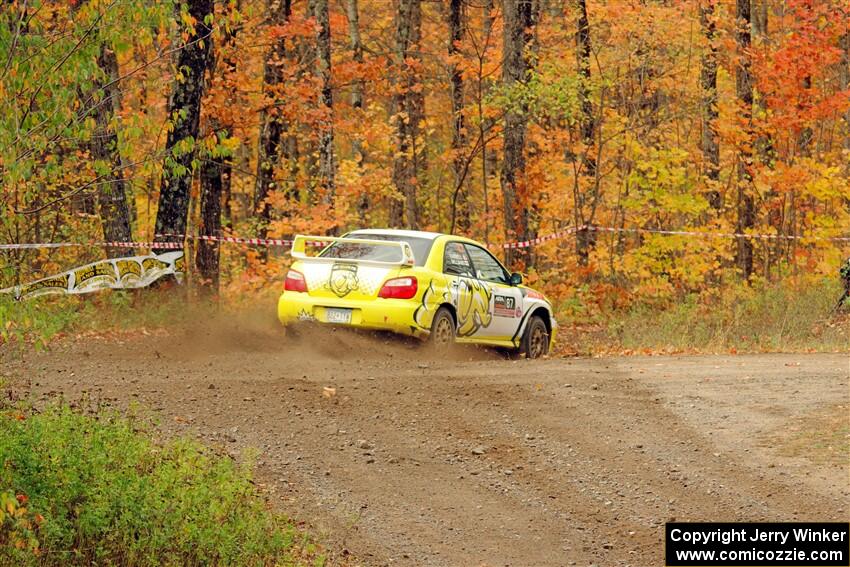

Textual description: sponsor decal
[413,278,451,329]
[327,262,360,298]
[452,277,492,336]
[1,252,184,301]
[297,309,317,322]
[18,274,71,299]
[141,257,170,273]
[413,276,493,336]
[494,295,517,318]
[524,289,545,300]
[116,259,142,281]
[74,261,116,288]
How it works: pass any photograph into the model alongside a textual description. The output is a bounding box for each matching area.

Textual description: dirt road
[3,320,848,567]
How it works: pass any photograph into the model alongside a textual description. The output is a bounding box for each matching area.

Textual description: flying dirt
[3,314,848,567]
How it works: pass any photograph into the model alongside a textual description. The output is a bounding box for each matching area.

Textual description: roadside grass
[2,276,848,355]
[557,277,850,354]
[0,400,325,566]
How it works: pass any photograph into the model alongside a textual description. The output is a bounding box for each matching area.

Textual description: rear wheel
[429,307,456,350]
[521,315,549,359]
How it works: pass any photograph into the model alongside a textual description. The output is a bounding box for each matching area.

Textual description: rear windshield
[320,233,434,266]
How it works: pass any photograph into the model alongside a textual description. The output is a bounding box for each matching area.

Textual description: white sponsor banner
[0,251,184,301]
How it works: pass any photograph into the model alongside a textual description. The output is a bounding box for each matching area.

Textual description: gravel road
[4,321,848,567]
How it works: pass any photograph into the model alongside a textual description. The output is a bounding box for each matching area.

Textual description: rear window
[320,233,434,266]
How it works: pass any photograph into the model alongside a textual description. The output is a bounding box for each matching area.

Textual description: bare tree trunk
[154,0,214,250]
[197,157,223,292]
[734,0,755,279]
[197,2,240,294]
[449,0,469,233]
[500,0,537,268]
[481,0,495,244]
[699,0,720,210]
[391,0,423,229]
[91,44,133,258]
[842,31,850,175]
[346,0,369,222]
[310,0,335,207]
[753,0,773,166]
[219,2,239,230]
[254,0,293,252]
[573,0,594,266]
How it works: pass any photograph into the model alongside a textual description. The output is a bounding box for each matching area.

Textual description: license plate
[325,308,352,324]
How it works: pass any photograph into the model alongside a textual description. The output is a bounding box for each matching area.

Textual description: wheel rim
[434,316,454,346]
[529,324,548,358]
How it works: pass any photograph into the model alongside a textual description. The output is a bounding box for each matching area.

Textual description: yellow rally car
[277,229,557,358]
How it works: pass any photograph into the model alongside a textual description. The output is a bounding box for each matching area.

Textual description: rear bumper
[278,292,427,338]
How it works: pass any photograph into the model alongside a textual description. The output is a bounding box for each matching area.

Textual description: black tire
[520,315,549,359]
[429,307,456,350]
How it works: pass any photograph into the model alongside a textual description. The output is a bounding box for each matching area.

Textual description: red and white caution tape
[502,227,582,249]
[155,233,295,247]
[500,225,850,248]
[0,241,182,250]
[2,225,849,252]
[585,225,850,242]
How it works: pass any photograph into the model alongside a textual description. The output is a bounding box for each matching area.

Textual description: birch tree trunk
[573,0,595,266]
[734,0,755,279]
[449,0,469,233]
[699,0,721,210]
[346,0,369,222]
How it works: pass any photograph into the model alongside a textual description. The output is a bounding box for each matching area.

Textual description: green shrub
[0,290,191,352]
[0,403,317,566]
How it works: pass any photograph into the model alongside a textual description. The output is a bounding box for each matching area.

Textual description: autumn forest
[2,0,849,305]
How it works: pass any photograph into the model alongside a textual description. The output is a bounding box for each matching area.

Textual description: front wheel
[429,307,456,351]
[520,315,549,359]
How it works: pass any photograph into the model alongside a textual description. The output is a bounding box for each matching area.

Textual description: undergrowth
[1,276,848,355]
[600,277,849,353]
[0,401,322,566]
[0,289,191,351]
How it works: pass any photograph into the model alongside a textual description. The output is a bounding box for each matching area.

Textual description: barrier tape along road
[503,225,850,249]
[1,225,847,253]
[3,226,847,300]
[0,241,183,250]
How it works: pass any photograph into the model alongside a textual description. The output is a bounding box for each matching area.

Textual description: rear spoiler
[291,235,416,267]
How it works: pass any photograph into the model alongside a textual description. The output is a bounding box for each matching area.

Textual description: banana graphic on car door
[451,277,492,337]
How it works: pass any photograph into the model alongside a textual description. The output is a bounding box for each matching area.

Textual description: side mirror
[509,272,523,286]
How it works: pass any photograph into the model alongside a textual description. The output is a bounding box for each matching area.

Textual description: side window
[443,242,474,277]
[464,244,509,284]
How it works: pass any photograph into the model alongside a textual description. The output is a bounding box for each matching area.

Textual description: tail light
[378,276,418,299]
[284,270,307,292]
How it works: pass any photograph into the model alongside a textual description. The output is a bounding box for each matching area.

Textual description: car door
[463,243,524,340]
[442,241,492,337]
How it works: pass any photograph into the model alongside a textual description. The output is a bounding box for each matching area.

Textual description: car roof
[349,228,444,241]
